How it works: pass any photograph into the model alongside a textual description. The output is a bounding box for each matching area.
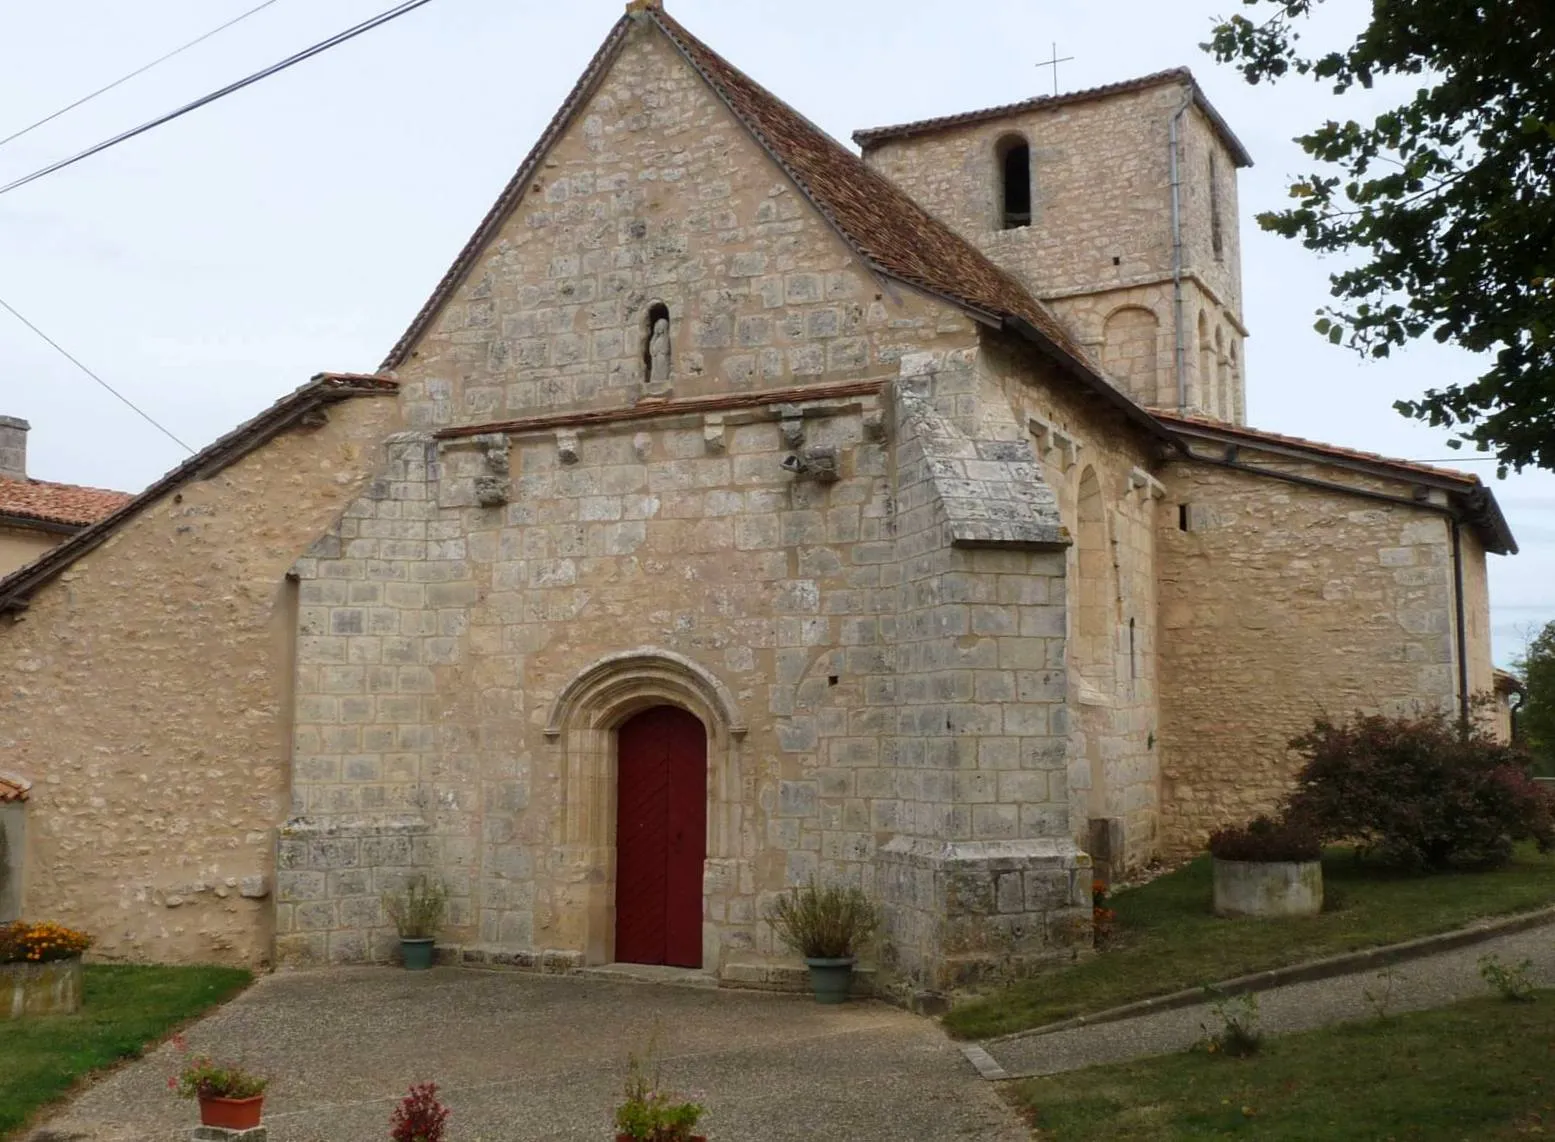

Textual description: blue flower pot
[804,956,856,1003]
[400,938,436,970]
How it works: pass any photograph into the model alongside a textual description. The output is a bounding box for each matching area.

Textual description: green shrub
[1287,710,1555,870]
[1479,954,1538,1002]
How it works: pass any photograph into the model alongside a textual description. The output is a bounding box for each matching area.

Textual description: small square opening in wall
[828,675,839,686]
[1178,504,1192,531]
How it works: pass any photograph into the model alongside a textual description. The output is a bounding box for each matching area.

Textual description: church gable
[388,12,975,432]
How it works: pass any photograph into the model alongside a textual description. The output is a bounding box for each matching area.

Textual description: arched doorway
[614,705,707,967]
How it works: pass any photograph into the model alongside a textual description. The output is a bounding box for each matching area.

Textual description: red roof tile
[852,67,1255,169]
[0,771,30,803]
[0,475,131,529]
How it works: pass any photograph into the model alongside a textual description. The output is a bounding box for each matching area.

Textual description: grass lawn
[1012,990,1555,1140]
[945,843,1555,1040]
[0,963,251,1138]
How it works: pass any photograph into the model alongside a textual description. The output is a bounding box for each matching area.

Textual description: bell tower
[855,69,1252,422]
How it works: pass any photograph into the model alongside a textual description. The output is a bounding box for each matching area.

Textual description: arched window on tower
[1195,311,1211,411]
[996,135,1031,229]
[1210,154,1224,261]
[1229,340,1242,424]
[1215,327,1228,420]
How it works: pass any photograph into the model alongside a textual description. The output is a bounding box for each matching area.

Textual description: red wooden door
[614,705,707,968]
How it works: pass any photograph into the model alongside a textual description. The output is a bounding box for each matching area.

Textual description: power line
[0,0,437,198]
[0,294,194,454]
[0,0,285,151]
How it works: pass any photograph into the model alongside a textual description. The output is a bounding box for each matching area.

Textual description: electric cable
[0,0,437,198]
[0,294,194,454]
[0,0,285,151]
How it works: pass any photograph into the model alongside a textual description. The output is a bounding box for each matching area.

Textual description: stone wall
[0,394,399,964]
[1155,452,1486,854]
[977,333,1163,876]
[281,359,1093,986]
[395,23,972,434]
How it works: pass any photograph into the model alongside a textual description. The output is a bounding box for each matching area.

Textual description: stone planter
[4,956,84,1018]
[1212,858,1323,918]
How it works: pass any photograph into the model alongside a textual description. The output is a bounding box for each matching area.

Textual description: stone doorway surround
[544,648,747,972]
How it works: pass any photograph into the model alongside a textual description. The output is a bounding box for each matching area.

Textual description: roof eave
[853,67,1254,169]
[1161,416,1517,555]
[0,375,398,615]
[0,512,86,535]
[1001,315,1179,449]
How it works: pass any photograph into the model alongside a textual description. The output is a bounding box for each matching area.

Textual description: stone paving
[975,921,1555,1080]
[23,968,1025,1142]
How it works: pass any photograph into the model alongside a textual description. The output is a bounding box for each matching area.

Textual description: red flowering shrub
[1287,710,1555,870]
[390,1082,450,1142]
[1208,814,1322,862]
[1091,879,1116,947]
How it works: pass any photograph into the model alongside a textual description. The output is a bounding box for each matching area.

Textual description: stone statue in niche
[648,316,671,390]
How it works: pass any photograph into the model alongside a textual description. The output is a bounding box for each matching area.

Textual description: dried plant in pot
[1207,814,1324,918]
[765,877,879,1003]
[169,1035,268,1130]
[383,874,447,970]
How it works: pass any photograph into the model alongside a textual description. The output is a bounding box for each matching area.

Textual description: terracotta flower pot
[198,1094,264,1130]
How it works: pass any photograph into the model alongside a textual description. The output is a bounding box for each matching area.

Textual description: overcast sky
[2,0,1549,665]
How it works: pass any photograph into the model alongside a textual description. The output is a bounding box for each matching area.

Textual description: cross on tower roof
[1035,42,1075,96]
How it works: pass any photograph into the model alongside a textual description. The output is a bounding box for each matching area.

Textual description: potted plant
[765,876,878,1004]
[614,1039,706,1142]
[384,874,447,970]
[0,920,92,1018]
[169,1036,268,1130]
[1208,814,1324,918]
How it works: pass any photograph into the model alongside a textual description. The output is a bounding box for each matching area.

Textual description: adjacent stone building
[0,416,130,576]
[0,2,1515,992]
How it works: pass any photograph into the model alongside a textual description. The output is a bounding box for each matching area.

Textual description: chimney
[0,417,28,480]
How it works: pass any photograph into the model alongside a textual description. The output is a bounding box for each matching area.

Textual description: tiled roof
[852,67,1255,169]
[380,5,1173,447]
[0,476,131,529]
[0,771,29,803]
[0,374,398,613]
[1152,410,1483,484]
[1153,409,1516,555]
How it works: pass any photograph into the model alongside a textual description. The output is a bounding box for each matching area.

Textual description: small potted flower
[614,1040,706,1142]
[169,1036,268,1130]
[383,874,447,970]
[765,876,878,1004]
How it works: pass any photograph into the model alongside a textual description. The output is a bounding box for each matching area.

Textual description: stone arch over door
[544,649,746,966]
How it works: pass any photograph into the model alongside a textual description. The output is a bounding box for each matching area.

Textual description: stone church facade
[0,2,1514,992]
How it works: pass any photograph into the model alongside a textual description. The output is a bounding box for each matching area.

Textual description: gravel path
[26,968,1023,1142]
[977,922,1555,1080]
